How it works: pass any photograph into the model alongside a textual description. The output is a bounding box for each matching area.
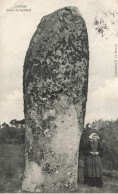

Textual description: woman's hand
[90,151,99,155]
[95,152,99,155]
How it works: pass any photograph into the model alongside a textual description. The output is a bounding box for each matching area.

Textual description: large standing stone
[22,6,89,192]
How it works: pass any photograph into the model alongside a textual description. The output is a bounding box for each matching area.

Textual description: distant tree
[9,119,17,126]
[18,119,25,125]
[9,119,25,127]
[1,122,9,128]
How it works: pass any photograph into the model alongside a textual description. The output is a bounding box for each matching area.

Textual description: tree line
[0,119,25,144]
[0,118,118,170]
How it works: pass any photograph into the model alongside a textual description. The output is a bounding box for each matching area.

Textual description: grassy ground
[0,144,118,193]
[0,144,25,193]
[77,159,118,193]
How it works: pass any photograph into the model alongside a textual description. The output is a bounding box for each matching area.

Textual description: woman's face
[92,135,98,141]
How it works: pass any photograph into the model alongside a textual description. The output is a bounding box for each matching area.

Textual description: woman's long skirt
[84,155,103,187]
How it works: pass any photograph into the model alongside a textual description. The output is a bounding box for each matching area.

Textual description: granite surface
[22,6,89,192]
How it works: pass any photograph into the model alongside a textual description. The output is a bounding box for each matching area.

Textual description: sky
[0,0,118,124]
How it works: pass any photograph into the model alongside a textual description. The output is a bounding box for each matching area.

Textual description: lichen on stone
[23,6,89,192]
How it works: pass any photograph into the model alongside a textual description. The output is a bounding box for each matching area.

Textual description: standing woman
[83,133,103,187]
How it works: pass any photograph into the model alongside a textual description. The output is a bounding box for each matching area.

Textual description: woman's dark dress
[83,141,103,187]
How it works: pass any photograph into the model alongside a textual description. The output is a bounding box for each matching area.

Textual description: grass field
[0,144,25,193]
[0,144,118,193]
[77,159,118,193]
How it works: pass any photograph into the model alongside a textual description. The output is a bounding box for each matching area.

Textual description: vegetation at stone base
[0,144,118,193]
[77,159,118,193]
[0,118,118,192]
